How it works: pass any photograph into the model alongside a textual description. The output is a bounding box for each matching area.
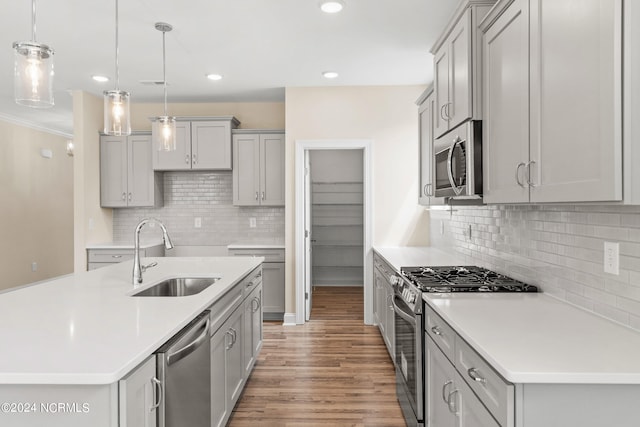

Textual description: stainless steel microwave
[433,120,483,199]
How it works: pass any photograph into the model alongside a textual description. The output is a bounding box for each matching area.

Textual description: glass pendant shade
[13,41,54,108]
[153,116,176,151]
[103,89,131,136]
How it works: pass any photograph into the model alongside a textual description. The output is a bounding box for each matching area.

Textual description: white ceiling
[0,0,457,136]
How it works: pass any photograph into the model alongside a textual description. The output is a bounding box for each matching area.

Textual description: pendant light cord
[115,0,120,90]
[162,30,168,117]
[31,0,37,41]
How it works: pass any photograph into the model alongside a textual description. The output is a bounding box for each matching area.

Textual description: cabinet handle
[515,162,526,188]
[431,325,443,336]
[525,160,536,187]
[440,104,448,121]
[252,297,261,312]
[192,154,197,165]
[255,191,259,201]
[150,377,162,411]
[442,380,453,404]
[185,154,190,164]
[467,367,487,384]
[261,191,265,200]
[230,328,237,346]
[447,389,459,414]
[445,102,452,120]
[386,294,394,310]
[121,192,126,201]
[111,255,122,259]
[128,192,132,201]
[225,330,234,350]
[424,183,434,197]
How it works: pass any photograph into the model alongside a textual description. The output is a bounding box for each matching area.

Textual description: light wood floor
[228,286,405,427]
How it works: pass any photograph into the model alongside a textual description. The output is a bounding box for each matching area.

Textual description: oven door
[393,294,423,424]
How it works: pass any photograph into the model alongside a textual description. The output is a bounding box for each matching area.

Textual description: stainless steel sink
[132,277,220,297]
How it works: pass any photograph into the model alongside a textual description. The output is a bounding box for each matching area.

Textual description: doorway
[294,140,373,325]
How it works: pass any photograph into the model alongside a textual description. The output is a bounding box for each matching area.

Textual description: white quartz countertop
[86,241,164,250]
[0,257,262,385]
[425,293,640,384]
[373,246,465,271]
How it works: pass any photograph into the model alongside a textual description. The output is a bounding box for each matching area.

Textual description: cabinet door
[243,284,263,377]
[232,134,260,205]
[260,134,285,206]
[448,9,473,130]
[418,95,434,206]
[426,335,457,427]
[119,356,158,427]
[191,121,232,170]
[455,371,500,427]
[226,307,245,406]
[262,262,285,313]
[211,326,230,427]
[482,0,530,204]
[374,269,386,336]
[127,134,156,207]
[529,0,622,202]
[100,135,128,207]
[384,281,395,361]
[153,121,191,170]
[434,47,451,139]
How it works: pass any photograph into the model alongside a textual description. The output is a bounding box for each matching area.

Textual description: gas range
[400,266,538,293]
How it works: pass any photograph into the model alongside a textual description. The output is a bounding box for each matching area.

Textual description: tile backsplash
[429,204,640,330]
[113,171,285,247]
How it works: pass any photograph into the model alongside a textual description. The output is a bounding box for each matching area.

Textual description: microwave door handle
[446,137,464,196]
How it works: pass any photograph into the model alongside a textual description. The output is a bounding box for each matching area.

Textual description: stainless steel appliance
[434,120,483,200]
[392,265,537,427]
[156,310,211,427]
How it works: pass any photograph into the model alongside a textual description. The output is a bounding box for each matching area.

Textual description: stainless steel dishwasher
[156,310,211,427]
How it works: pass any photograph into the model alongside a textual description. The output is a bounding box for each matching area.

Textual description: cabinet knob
[192,154,197,165]
[185,154,190,164]
[431,325,443,336]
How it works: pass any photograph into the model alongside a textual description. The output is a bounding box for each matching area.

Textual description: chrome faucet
[133,218,174,286]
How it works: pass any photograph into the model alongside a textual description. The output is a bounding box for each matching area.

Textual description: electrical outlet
[604,241,620,275]
[194,217,202,228]
[31,262,37,272]
[249,218,257,228]
[440,220,445,235]
[466,224,472,240]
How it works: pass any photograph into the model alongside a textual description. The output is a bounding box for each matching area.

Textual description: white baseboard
[282,313,297,326]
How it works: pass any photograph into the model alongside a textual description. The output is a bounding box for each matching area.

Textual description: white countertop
[86,241,164,250]
[425,293,640,384]
[0,257,262,385]
[373,246,466,271]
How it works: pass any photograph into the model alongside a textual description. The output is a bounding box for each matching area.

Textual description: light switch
[194,217,202,228]
[249,218,257,228]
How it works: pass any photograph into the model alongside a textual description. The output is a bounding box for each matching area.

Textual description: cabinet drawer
[88,249,135,263]
[455,336,514,427]
[228,248,284,262]
[425,305,456,362]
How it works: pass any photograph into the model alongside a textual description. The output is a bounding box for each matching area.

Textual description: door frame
[294,139,374,325]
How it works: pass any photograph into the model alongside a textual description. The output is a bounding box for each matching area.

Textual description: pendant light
[152,22,176,152]
[103,0,131,136]
[13,0,54,108]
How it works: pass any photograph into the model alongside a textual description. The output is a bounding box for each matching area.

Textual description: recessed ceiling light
[92,75,110,83]
[206,74,223,81]
[319,0,345,13]
[322,71,339,79]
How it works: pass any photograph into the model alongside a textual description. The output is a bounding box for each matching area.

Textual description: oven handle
[391,296,416,326]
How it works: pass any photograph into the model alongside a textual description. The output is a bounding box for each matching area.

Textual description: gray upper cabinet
[417,87,446,206]
[432,1,494,139]
[100,132,163,208]
[152,117,239,171]
[232,130,285,206]
[481,0,623,204]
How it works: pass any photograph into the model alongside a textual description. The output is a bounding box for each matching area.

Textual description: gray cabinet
[232,130,285,206]
[432,1,494,139]
[243,282,263,377]
[481,0,622,204]
[417,87,446,206]
[86,244,165,271]
[153,117,239,171]
[373,253,395,361]
[228,247,285,320]
[118,356,159,427]
[100,133,163,208]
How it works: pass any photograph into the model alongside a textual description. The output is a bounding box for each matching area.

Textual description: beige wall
[0,119,74,290]
[284,86,430,312]
[129,102,285,130]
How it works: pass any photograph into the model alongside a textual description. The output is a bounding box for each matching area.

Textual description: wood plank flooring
[228,286,405,427]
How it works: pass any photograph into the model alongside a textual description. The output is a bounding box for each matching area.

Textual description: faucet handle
[141,261,158,272]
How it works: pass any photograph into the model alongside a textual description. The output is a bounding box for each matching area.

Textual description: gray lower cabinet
[100,132,163,208]
[228,247,285,320]
[119,356,159,427]
[373,253,395,361]
[243,283,263,377]
[152,117,240,171]
[86,245,165,271]
[232,130,285,206]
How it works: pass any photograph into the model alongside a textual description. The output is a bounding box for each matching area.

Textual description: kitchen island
[0,256,263,426]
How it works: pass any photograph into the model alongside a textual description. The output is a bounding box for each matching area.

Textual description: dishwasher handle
[166,317,210,366]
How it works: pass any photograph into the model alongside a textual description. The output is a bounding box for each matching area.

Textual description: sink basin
[132,277,220,297]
